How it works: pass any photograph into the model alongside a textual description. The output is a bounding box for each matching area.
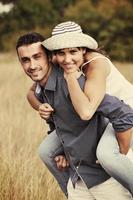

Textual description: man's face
[17,42,50,85]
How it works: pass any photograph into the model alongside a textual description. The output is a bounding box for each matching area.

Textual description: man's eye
[34,55,41,59]
[21,58,29,63]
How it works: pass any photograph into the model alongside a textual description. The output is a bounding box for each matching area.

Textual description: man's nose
[29,59,36,69]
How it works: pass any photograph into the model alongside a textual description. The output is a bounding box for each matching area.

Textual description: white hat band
[42,21,98,50]
[52,21,82,36]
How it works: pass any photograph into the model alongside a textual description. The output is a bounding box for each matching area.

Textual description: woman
[28,21,133,195]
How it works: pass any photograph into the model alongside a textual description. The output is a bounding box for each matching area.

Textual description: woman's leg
[96,123,133,195]
[38,130,69,196]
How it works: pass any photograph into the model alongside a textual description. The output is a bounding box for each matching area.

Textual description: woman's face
[55,47,85,73]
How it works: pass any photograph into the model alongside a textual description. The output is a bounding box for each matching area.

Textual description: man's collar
[36,66,85,96]
[44,66,59,91]
[36,65,61,94]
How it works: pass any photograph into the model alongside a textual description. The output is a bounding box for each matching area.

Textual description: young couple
[16,21,133,200]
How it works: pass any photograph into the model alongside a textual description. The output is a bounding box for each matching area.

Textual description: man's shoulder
[52,64,63,76]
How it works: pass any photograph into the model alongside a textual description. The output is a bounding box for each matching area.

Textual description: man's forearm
[27,84,42,111]
[97,94,133,132]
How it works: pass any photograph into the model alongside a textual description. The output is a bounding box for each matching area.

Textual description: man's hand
[39,103,54,120]
[55,155,69,170]
[116,129,132,155]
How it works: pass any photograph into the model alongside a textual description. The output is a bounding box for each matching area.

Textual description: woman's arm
[65,53,110,120]
[27,83,42,111]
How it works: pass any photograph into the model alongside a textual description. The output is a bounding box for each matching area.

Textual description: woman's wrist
[64,71,82,81]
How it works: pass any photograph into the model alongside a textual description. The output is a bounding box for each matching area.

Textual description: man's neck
[39,63,52,87]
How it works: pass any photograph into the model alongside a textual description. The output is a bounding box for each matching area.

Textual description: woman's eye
[58,52,64,56]
[70,50,77,54]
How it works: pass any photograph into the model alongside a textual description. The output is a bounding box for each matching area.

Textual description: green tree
[0,0,16,3]
[0,0,58,50]
[65,0,133,61]
[0,0,133,61]
[50,0,76,17]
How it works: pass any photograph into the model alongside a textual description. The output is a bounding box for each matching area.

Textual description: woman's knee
[96,144,119,166]
[96,125,120,166]
[96,145,107,164]
[38,141,53,164]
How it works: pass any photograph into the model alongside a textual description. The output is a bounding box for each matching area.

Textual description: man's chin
[28,74,45,83]
[30,76,40,82]
[30,74,41,80]
[32,78,40,82]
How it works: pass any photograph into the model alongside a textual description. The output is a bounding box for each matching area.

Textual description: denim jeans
[38,125,133,196]
[38,130,69,196]
[97,123,133,195]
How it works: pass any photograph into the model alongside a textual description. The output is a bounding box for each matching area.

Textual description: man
[16,32,70,196]
[16,32,133,200]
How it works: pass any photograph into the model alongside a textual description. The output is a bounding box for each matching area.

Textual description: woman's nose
[64,54,71,63]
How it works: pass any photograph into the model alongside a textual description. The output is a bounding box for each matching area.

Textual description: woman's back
[86,55,133,107]
[105,59,133,107]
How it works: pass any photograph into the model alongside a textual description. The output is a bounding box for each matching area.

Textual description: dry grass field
[0,53,65,200]
[0,53,133,200]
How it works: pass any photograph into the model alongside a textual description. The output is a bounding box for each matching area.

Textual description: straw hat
[42,21,98,50]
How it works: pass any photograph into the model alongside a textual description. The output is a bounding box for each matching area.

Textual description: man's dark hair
[16,32,45,50]
[16,32,50,57]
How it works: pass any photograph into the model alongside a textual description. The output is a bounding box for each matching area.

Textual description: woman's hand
[64,70,82,81]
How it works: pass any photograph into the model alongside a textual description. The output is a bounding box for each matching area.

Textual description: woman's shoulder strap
[81,56,109,69]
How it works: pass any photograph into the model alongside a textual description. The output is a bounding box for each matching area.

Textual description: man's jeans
[67,177,133,200]
[38,125,133,196]
[38,130,69,196]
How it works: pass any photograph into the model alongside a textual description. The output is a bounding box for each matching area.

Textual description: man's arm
[97,94,133,154]
[27,83,42,111]
[115,130,132,154]
[27,86,67,167]
[27,84,54,120]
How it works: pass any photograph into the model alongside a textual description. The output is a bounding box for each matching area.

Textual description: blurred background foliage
[0,0,133,61]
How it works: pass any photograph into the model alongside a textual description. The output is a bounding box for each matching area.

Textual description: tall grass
[0,53,65,200]
[0,53,133,200]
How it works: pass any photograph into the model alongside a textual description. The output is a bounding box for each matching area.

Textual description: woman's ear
[48,52,57,64]
[51,53,57,64]
[48,52,52,62]
[83,48,86,55]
